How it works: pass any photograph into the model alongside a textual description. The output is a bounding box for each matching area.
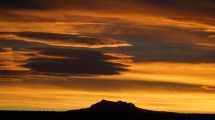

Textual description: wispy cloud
[0,32,131,48]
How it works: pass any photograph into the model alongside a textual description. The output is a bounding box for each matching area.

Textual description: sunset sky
[0,0,215,113]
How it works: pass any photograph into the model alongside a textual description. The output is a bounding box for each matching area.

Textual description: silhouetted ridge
[1,100,214,120]
[72,100,162,112]
[89,100,138,112]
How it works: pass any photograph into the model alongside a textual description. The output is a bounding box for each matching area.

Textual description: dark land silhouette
[69,100,172,113]
[0,100,214,120]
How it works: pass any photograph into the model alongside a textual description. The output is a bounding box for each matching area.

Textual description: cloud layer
[22,48,129,75]
[1,0,214,21]
[0,0,214,113]
[0,32,130,48]
[0,47,130,78]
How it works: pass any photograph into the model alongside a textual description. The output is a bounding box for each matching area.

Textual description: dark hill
[69,99,169,113]
[0,100,214,120]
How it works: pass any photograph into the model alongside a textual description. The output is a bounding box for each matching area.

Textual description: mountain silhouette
[1,100,215,120]
[69,100,170,113]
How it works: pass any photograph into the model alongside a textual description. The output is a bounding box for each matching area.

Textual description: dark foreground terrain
[1,100,214,120]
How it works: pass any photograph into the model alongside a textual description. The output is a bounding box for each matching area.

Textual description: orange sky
[0,0,214,113]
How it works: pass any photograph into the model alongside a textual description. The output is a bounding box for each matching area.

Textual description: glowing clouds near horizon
[108,62,215,86]
[0,81,214,113]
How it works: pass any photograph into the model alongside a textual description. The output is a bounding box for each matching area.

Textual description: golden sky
[0,0,215,113]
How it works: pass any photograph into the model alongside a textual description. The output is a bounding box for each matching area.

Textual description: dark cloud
[113,42,215,63]
[22,48,129,75]
[76,20,215,45]
[0,47,129,77]
[138,0,215,17]
[0,32,130,48]
[0,70,26,75]
[84,22,215,43]
[1,0,214,20]
[0,12,56,22]
[81,23,215,63]
[100,41,215,63]
[0,38,47,49]
[0,0,123,10]
[0,70,28,82]
[0,0,47,10]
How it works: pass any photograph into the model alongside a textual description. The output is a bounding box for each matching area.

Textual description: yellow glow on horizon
[0,85,214,113]
[98,62,215,86]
